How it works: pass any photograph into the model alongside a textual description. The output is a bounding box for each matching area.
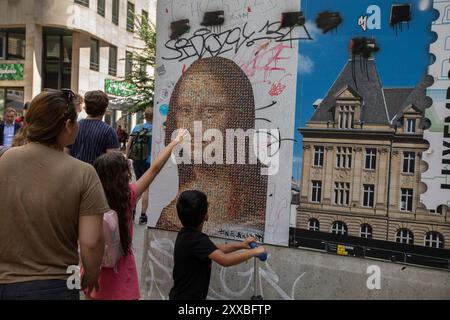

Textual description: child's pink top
[89,183,140,300]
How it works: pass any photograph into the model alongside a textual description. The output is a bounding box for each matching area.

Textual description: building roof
[309,57,427,126]
[393,79,429,120]
[383,88,414,120]
[311,57,389,124]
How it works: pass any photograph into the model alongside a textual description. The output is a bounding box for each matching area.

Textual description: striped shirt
[69,119,120,165]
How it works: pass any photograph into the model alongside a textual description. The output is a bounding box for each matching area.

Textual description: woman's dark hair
[176,190,208,228]
[13,89,78,147]
[94,152,132,254]
[84,90,109,117]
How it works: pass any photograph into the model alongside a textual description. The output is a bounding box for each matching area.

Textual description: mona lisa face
[173,72,230,143]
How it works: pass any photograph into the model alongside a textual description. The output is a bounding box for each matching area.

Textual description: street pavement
[132,195,147,299]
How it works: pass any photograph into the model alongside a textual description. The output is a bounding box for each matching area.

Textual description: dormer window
[338,105,355,129]
[406,118,416,133]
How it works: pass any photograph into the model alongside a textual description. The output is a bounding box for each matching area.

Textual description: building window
[0,32,5,59]
[336,146,352,169]
[308,218,320,231]
[403,152,415,174]
[365,148,377,170]
[396,229,414,245]
[5,30,26,60]
[139,59,147,77]
[334,182,350,206]
[406,119,416,133]
[125,51,133,76]
[109,45,117,76]
[313,146,324,167]
[400,188,413,212]
[362,184,375,208]
[424,232,444,249]
[360,224,373,239]
[338,105,355,129]
[112,0,120,25]
[127,1,135,32]
[90,38,99,71]
[43,34,72,89]
[311,181,322,203]
[331,221,348,235]
[97,0,105,16]
[142,9,149,23]
[74,0,89,7]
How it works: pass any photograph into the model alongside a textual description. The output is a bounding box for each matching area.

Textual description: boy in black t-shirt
[169,190,266,300]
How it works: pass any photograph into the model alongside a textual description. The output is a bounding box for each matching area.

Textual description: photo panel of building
[293,0,450,253]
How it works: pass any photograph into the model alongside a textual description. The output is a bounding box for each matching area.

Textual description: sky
[291,0,435,180]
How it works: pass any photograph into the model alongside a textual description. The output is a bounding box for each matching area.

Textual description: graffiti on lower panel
[144,234,306,300]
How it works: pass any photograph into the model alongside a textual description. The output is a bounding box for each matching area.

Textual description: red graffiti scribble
[182,64,186,74]
[247,6,252,13]
[240,42,291,83]
[269,73,293,96]
[269,82,287,96]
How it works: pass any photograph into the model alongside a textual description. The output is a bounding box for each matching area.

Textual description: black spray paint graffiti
[162,21,313,62]
[315,11,342,34]
[170,19,191,40]
[390,4,412,36]
[349,37,380,85]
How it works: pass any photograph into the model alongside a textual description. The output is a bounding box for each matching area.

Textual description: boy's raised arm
[208,245,266,267]
[215,237,255,253]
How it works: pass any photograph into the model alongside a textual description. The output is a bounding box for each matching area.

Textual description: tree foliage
[123,15,157,113]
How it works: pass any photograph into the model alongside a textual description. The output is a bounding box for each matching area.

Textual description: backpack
[102,210,124,270]
[129,125,152,161]
[0,146,9,158]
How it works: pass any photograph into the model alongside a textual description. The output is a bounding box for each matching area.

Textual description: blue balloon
[160,104,169,116]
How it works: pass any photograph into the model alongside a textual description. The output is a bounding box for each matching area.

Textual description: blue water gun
[249,242,267,262]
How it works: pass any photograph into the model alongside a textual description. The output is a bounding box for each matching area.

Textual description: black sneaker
[139,214,147,225]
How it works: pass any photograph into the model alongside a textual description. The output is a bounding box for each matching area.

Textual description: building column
[323,145,334,204]
[75,33,91,96]
[375,148,389,210]
[352,147,363,205]
[389,150,400,211]
[25,23,42,101]
[300,145,311,201]
[71,32,81,93]
[131,113,137,131]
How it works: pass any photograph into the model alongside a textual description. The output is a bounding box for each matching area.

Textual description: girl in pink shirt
[86,129,187,300]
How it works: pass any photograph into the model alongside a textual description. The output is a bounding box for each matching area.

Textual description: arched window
[360,224,373,239]
[396,229,414,245]
[424,232,444,249]
[308,218,320,231]
[331,221,347,235]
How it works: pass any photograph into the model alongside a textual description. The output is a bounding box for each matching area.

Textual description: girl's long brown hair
[94,152,132,254]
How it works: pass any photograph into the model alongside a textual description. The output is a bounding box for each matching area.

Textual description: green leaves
[122,15,156,113]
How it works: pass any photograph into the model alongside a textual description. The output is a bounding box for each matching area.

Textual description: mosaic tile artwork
[155,57,268,240]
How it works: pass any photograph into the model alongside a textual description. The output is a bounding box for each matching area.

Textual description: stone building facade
[0,0,156,130]
[297,55,450,249]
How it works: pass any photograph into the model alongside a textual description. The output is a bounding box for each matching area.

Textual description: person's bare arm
[209,246,266,267]
[135,129,187,198]
[125,136,133,159]
[79,214,104,294]
[216,237,255,253]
